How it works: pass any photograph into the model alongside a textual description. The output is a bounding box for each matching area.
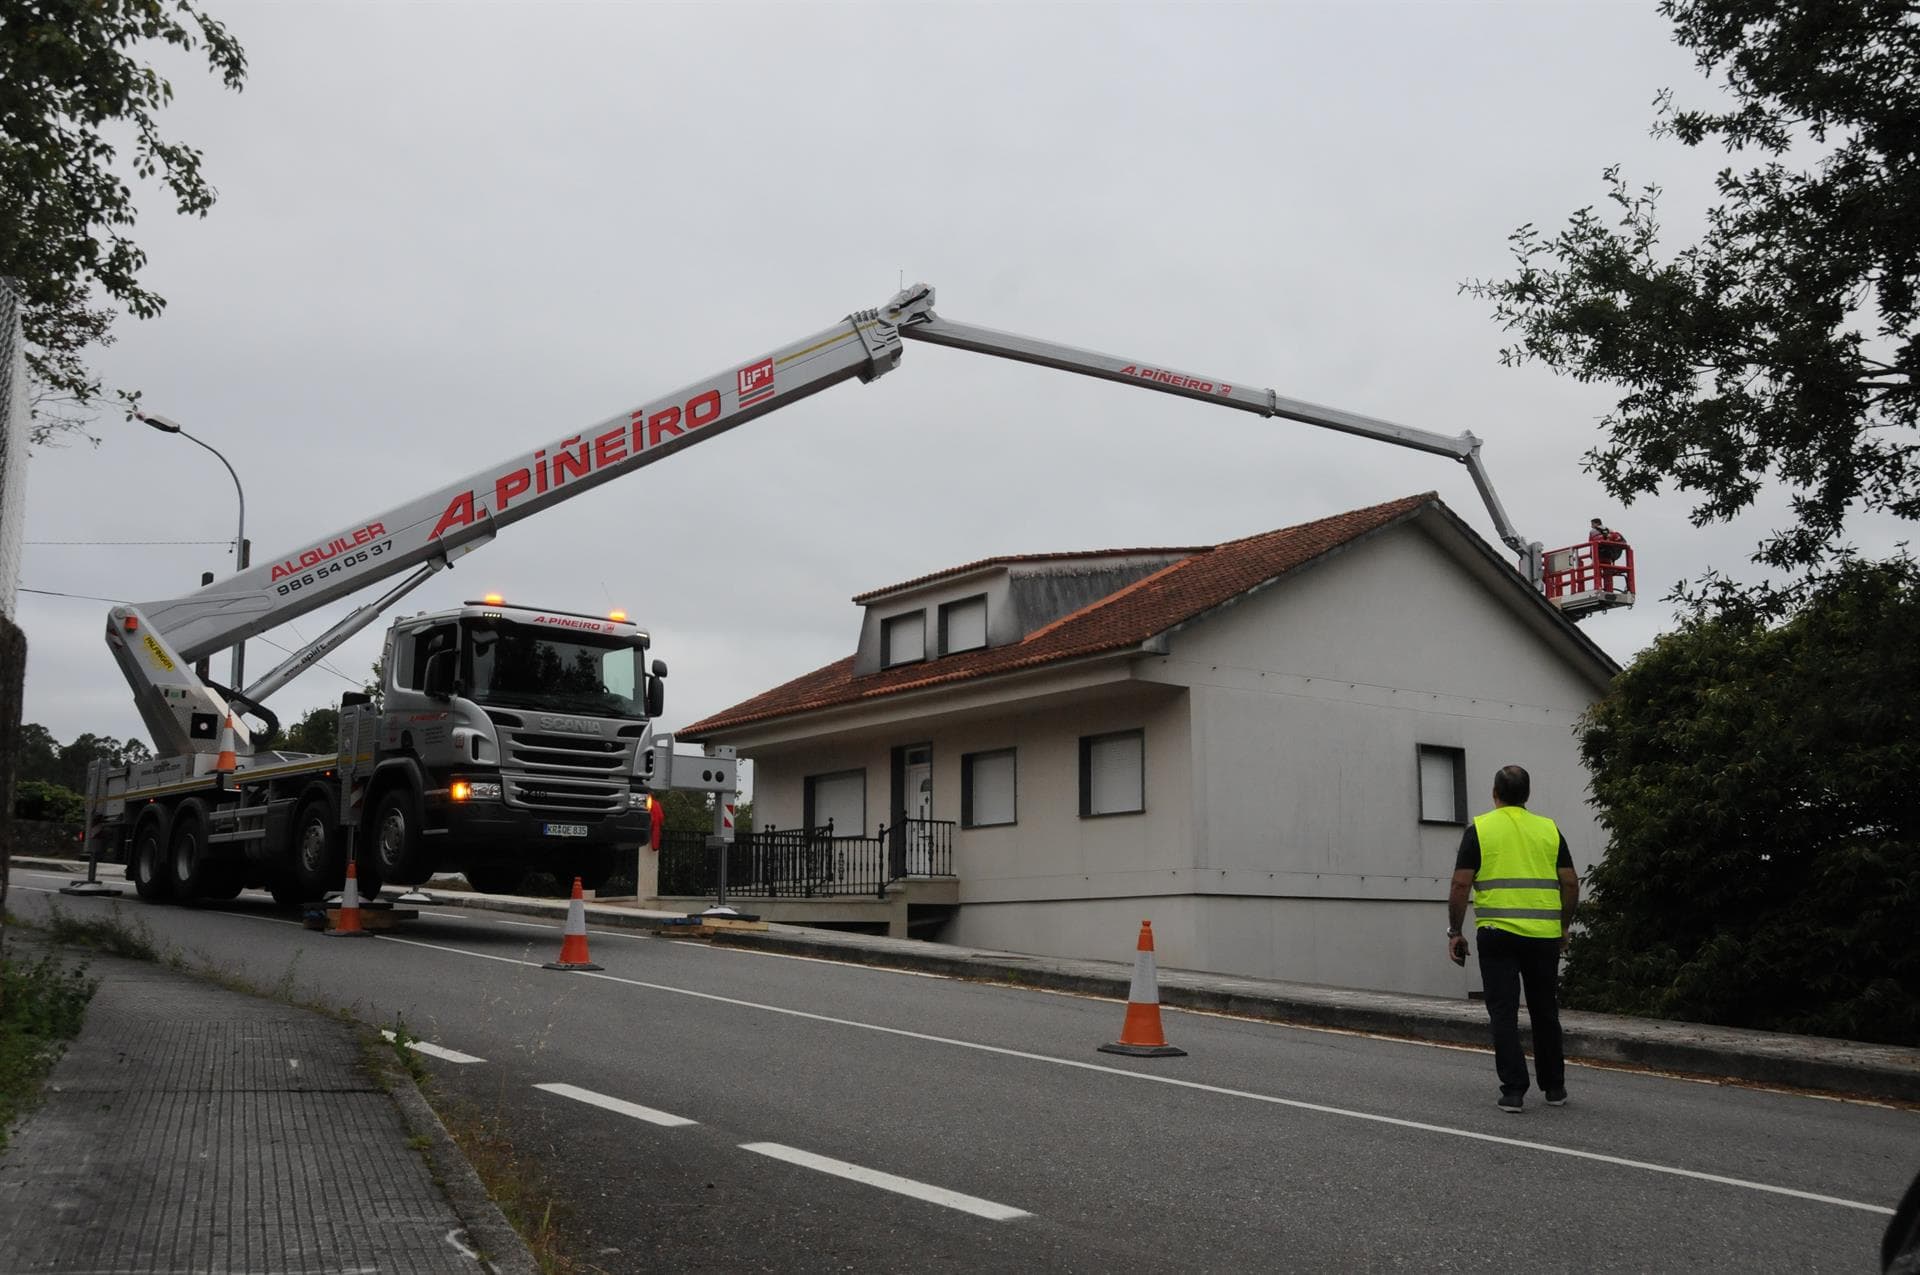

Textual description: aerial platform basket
[1542,538,1636,619]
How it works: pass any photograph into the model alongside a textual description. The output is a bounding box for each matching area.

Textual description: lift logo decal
[737,358,775,408]
[1120,365,1225,395]
[430,386,727,540]
[142,633,175,672]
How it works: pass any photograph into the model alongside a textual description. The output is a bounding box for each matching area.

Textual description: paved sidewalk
[0,947,536,1275]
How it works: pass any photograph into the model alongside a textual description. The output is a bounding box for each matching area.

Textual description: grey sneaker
[1497,1090,1524,1113]
[1544,1088,1568,1106]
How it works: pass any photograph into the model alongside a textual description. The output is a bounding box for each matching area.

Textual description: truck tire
[372,789,435,885]
[292,799,344,901]
[463,865,524,895]
[130,816,172,902]
[166,802,213,901]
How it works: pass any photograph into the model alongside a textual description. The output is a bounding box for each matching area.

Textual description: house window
[939,595,988,655]
[962,749,1017,827]
[804,769,865,836]
[1418,745,1468,825]
[1080,730,1144,817]
[881,612,925,667]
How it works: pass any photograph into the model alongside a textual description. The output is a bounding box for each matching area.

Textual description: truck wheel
[167,803,213,901]
[372,789,434,885]
[292,799,344,900]
[463,865,524,895]
[349,853,384,902]
[130,817,172,902]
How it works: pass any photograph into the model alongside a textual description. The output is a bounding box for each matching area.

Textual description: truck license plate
[543,823,588,838]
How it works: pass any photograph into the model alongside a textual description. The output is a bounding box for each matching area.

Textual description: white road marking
[380,1029,485,1064]
[534,1081,696,1127]
[374,932,1899,1217]
[741,1141,1030,1221]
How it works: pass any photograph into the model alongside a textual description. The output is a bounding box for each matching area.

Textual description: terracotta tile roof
[682,492,1437,738]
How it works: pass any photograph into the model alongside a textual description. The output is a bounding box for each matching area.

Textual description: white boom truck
[84,282,1574,908]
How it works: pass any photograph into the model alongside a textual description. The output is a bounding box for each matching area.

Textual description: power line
[27,539,232,546]
[20,586,127,603]
[19,587,368,689]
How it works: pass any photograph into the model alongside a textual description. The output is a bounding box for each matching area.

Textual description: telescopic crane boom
[113,284,1545,761]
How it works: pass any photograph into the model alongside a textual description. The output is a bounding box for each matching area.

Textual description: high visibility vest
[1472,806,1564,939]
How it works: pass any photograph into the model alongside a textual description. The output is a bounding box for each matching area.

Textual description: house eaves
[686,643,1157,749]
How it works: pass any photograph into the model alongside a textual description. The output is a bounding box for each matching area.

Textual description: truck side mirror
[644,674,665,719]
[423,650,457,700]
[651,659,668,678]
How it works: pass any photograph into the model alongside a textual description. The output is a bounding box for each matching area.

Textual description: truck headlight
[455,781,502,802]
[628,791,651,810]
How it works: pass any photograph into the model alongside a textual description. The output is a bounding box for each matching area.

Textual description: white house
[680,493,1617,998]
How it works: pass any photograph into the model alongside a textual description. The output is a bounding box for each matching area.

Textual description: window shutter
[1418,746,1463,823]
[941,596,987,653]
[1086,733,1143,815]
[967,751,1016,826]
[808,772,865,835]
[882,613,925,666]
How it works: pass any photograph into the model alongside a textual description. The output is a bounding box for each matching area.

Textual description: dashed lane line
[372,932,1897,1217]
[741,1141,1030,1222]
[380,1029,486,1064]
[534,1081,696,1127]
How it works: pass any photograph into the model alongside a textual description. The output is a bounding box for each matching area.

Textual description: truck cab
[368,597,664,892]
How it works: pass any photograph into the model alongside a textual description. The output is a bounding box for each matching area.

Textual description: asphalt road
[8,865,1914,1274]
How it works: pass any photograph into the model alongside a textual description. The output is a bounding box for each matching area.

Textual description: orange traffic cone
[214,714,238,774]
[326,859,369,937]
[544,877,602,971]
[1098,920,1186,1057]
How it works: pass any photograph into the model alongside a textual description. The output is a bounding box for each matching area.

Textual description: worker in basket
[1588,517,1628,591]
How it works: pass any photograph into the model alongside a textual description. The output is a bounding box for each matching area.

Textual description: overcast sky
[17,1,1909,772]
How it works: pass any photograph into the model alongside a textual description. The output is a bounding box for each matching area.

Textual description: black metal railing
[657,817,958,901]
[890,817,954,878]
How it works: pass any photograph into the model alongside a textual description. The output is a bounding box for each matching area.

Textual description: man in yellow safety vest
[1445,764,1582,1113]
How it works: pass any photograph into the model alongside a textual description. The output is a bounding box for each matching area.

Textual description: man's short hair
[1493,765,1531,805]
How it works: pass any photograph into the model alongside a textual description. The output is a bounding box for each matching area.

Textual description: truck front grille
[497,725,633,816]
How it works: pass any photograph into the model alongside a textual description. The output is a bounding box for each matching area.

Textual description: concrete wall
[1164,523,1605,881]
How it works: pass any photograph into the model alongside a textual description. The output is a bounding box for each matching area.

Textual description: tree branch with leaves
[1466,0,1920,606]
[0,0,246,443]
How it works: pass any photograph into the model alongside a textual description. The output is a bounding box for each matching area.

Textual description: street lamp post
[136,412,249,690]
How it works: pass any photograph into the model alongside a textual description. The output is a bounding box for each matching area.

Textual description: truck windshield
[464,621,645,717]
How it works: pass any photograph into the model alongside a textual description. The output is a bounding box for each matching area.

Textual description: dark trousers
[1476,926,1565,1095]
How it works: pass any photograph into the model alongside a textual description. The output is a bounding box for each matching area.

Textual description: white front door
[904,747,932,873]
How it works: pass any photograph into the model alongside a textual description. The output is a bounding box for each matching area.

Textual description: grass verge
[0,940,98,1155]
[433,1095,593,1275]
[34,899,161,961]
